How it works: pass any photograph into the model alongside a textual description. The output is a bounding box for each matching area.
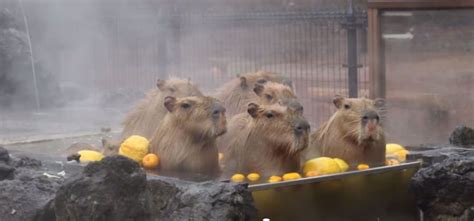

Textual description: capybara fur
[220,102,310,177]
[150,95,227,179]
[214,71,293,117]
[305,95,386,167]
[63,138,120,159]
[121,77,202,139]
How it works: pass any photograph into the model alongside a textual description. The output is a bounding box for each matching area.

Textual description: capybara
[214,71,293,117]
[63,138,120,159]
[121,77,202,139]
[220,102,310,177]
[305,95,386,167]
[150,95,227,179]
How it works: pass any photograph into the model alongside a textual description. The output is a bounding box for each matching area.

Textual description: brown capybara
[150,95,227,179]
[63,138,120,160]
[121,77,202,139]
[220,102,310,177]
[305,95,386,167]
[214,71,293,117]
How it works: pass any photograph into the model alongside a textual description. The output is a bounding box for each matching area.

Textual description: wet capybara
[214,71,293,117]
[150,96,227,179]
[121,77,202,139]
[305,95,386,167]
[220,102,310,177]
[63,138,120,159]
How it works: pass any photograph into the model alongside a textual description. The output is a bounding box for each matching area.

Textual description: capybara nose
[294,120,310,134]
[362,110,380,122]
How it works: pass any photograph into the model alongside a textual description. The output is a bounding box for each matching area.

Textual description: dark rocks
[54,155,150,221]
[409,126,474,221]
[0,164,15,180]
[147,176,257,221]
[0,146,10,163]
[53,155,256,221]
[449,125,474,148]
[411,155,474,221]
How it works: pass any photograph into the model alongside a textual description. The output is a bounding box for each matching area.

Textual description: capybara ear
[253,84,264,95]
[374,98,385,109]
[156,79,166,91]
[164,96,177,112]
[333,95,344,109]
[240,76,248,89]
[282,79,293,89]
[247,103,260,118]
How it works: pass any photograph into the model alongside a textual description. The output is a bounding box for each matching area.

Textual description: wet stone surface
[409,125,474,221]
[0,150,256,221]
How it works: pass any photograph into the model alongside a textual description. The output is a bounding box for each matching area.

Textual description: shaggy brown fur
[121,78,202,139]
[214,71,293,117]
[305,95,386,167]
[150,96,227,179]
[220,103,310,177]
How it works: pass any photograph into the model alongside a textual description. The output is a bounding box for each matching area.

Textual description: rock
[54,155,150,221]
[449,125,474,148]
[0,146,10,163]
[0,148,84,221]
[0,164,14,181]
[407,145,474,168]
[147,176,257,221]
[53,155,257,220]
[411,155,474,221]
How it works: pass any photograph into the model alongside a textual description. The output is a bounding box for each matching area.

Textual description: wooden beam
[368,8,385,99]
[368,0,474,9]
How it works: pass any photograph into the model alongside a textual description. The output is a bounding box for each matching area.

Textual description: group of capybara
[95,71,386,180]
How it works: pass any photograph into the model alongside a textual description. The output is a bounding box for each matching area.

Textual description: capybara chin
[150,95,227,179]
[121,77,202,139]
[305,95,386,167]
[214,71,293,117]
[220,102,310,177]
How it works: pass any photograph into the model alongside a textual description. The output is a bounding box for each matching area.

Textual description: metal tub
[249,161,421,221]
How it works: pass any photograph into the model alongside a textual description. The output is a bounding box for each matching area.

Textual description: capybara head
[239,71,293,90]
[101,138,121,156]
[332,95,385,143]
[156,78,202,97]
[163,96,227,138]
[253,81,296,103]
[247,102,310,154]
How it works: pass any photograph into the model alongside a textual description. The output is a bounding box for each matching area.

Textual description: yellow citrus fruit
[334,158,349,172]
[357,164,370,170]
[142,153,160,170]
[231,174,245,182]
[119,135,149,163]
[282,172,302,181]
[268,176,282,183]
[386,158,400,166]
[395,149,409,162]
[305,171,320,177]
[77,150,104,162]
[386,143,405,155]
[247,173,260,182]
[303,157,341,175]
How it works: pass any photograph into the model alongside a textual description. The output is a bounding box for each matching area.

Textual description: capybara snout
[293,118,310,135]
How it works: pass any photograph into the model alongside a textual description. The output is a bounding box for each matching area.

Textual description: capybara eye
[181,103,191,109]
[266,113,274,119]
[376,115,380,121]
[257,79,267,84]
[362,116,368,121]
[265,94,273,101]
[344,104,351,109]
